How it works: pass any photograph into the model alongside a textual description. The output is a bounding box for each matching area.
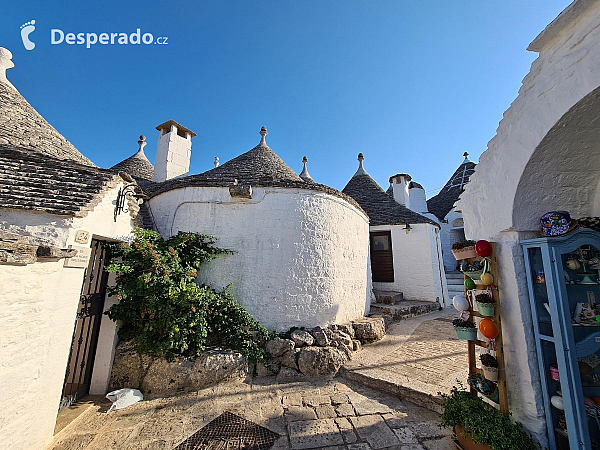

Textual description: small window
[372,234,391,251]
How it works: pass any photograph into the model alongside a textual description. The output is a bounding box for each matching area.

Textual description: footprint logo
[20,20,36,50]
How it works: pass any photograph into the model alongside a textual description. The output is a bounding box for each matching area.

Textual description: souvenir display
[540,211,578,237]
[522,228,600,448]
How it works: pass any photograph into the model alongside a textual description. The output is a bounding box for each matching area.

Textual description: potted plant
[475,293,495,317]
[468,373,499,403]
[461,259,487,281]
[440,385,542,450]
[452,239,477,260]
[453,318,477,341]
[480,353,499,381]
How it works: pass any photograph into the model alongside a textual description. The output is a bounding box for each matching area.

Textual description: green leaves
[440,386,542,449]
[104,229,270,363]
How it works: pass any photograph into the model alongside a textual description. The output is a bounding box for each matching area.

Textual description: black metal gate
[60,239,109,411]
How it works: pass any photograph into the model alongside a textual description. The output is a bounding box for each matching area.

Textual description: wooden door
[60,239,108,410]
[370,231,394,282]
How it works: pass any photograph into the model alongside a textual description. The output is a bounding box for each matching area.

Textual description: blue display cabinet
[522,229,600,450]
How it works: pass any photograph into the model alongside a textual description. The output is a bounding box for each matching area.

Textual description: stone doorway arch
[512,86,600,231]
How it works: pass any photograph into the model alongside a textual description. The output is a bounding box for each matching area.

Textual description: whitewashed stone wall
[371,223,447,304]
[457,1,600,443]
[439,211,465,272]
[0,182,135,450]
[147,186,371,331]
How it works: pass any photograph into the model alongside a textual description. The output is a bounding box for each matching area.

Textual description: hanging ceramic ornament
[453,294,470,312]
[481,272,494,285]
[475,240,493,257]
[550,395,564,410]
[464,278,476,290]
[480,318,499,339]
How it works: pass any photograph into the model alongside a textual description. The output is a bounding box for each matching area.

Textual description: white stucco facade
[0,182,136,450]
[371,223,447,305]
[439,211,465,272]
[147,185,371,331]
[457,0,600,443]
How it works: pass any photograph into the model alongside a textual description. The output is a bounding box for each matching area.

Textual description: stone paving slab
[49,376,448,450]
[341,310,468,413]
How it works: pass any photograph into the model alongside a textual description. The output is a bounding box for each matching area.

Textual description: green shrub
[104,229,270,363]
[440,386,542,450]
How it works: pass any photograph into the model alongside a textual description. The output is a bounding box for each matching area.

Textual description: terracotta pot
[455,425,491,450]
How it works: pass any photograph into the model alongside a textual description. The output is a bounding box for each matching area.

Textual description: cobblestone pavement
[342,310,468,407]
[49,376,454,450]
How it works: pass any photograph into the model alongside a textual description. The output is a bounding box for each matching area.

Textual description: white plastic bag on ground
[106,388,143,412]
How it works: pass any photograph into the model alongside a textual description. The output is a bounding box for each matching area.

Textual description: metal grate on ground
[175,411,280,450]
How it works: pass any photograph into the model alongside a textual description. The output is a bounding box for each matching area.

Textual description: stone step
[339,366,443,414]
[373,290,404,305]
[369,301,439,321]
[445,272,465,280]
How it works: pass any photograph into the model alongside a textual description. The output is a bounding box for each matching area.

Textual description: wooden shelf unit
[465,242,509,414]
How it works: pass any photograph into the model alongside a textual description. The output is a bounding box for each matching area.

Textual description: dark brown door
[370,231,394,282]
[60,239,109,411]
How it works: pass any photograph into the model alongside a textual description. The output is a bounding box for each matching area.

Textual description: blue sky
[2,1,571,195]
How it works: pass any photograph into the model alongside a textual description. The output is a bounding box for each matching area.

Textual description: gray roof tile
[0,82,94,166]
[427,160,476,221]
[0,144,117,216]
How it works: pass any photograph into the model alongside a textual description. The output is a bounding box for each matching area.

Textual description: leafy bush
[440,385,542,450]
[480,353,498,368]
[452,239,476,250]
[453,318,475,328]
[104,229,270,363]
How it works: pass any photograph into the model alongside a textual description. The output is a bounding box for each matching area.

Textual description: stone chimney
[408,182,428,213]
[389,173,412,208]
[153,120,197,182]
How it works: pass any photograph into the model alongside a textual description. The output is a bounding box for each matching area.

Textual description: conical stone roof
[0,81,94,166]
[343,170,438,227]
[111,136,154,181]
[427,154,476,221]
[145,127,364,214]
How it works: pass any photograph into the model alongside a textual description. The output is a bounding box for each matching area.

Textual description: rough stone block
[352,317,386,343]
[289,419,344,449]
[349,414,400,449]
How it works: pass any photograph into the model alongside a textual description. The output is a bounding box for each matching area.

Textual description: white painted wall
[408,187,428,213]
[439,210,465,272]
[457,1,600,444]
[0,182,135,450]
[147,186,371,331]
[371,223,446,304]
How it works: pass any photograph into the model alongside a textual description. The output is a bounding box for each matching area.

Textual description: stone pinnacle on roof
[0,47,15,88]
[214,157,220,168]
[353,152,368,177]
[299,156,313,181]
[259,126,268,146]
[138,135,147,152]
[110,135,154,181]
[463,152,471,163]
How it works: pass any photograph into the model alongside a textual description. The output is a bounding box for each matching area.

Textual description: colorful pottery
[479,318,499,339]
[566,258,581,271]
[481,273,494,285]
[551,395,564,410]
[454,326,477,341]
[465,278,476,290]
[476,302,495,317]
[475,240,493,257]
[453,294,470,312]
